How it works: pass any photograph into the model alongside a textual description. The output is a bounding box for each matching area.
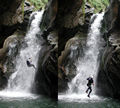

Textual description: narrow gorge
[58,0,120,107]
[0,0,57,107]
[1,0,120,108]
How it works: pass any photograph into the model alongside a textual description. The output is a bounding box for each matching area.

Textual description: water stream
[0,11,44,98]
[0,11,58,108]
[59,13,105,102]
[68,13,104,95]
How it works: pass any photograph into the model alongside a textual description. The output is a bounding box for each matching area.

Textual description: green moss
[22,0,25,19]
[87,0,109,13]
[28,0,48,10]
[82,0,86,22]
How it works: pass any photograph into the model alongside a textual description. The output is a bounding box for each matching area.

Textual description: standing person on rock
[86,76,94,98]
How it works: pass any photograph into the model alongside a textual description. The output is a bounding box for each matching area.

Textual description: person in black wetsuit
[86,76,94,98]
[26,58,36,69]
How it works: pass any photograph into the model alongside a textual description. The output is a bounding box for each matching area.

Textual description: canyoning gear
[86,85,92,98]
[87,77,94,86]
[26,60,31,66]
[26,60,36,69]
[86,77,94,98]
[91,75,93,79]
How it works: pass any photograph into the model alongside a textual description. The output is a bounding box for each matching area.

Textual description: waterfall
[67,13,104,95]
[0,10,44,97]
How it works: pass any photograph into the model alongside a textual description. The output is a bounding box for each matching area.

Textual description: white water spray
[0,11,44,98]
[67,13,104,95]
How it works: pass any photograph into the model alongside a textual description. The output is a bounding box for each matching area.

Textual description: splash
[0,10,44,98]
[67,13,104,94]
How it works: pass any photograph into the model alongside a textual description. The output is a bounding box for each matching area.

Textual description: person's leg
[30,64,36,69]
[86,85,91,93]
[86,87,89,93]
[32,65,36,69]
[88,86,92,97]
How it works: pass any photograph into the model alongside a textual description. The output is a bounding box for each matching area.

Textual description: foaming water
[0,91,38,99]
[58,13,105,103]
[58,97,119,108]
[0,95,57,108]
[68,13,104,94]
[6,11,44,92]
[58,94,106,103]
[0,10,44,99]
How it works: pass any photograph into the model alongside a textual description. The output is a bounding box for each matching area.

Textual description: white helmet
[91,75,93,78]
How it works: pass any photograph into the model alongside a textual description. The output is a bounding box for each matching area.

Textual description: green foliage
[82,0,86,21]
[22,0,25,19]
[28,0,48,10]
[87,0,109,13]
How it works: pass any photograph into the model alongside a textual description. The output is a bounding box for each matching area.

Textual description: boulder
[58,33,87,92]
[0,0,23,26]
[33,43,58,99]
[22,0,35,32]
[0,31,24,89]
[0,0,35,48]
[97,0,120,99]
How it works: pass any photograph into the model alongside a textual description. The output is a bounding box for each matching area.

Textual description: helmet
[91,75,93,78]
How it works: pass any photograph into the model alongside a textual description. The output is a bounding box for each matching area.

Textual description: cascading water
[0,10,44,98]
[59,13,104,101]
[67,13,104,95]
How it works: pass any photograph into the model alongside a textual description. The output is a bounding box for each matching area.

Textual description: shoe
[87,95,90,98]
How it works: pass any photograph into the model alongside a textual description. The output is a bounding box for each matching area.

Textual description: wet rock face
[0,0,35,48]
[40,0,93,92]
[0,65,7,89]
[41,0,94,55]
[0,0,34,91]
[97,0,120,99]
[0,0,22,48]
[56,1,93,92]
[32,0,58,98]
[41,0,85,92]
[97,46,120,98]
[0,31,24,90]
[58,35,86,92]
[103,0,120,33]
[40,0,58,31]
[33,43,58,100]
[21,0,35,32]
[0,0,23,26]
[57,1,94,56]
[55,0,83,28]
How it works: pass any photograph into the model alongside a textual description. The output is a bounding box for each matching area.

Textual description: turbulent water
[58,99,120,108]
[0,10,44,98]
[67,13,104,94]
[58,13,104,103]
[0,10,57,108]
[0,97,57,108]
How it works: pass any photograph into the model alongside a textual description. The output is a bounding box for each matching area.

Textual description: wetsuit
[86,77,94,97]
[26,60,36,69]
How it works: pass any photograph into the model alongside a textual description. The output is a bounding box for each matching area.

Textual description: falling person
[26,58,36,69]
[86,76,94,98]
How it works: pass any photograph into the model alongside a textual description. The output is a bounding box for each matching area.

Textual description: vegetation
[28,0,48,10]
[22,0,25,19]
[27,0,109,12]
[86,0,109,13]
